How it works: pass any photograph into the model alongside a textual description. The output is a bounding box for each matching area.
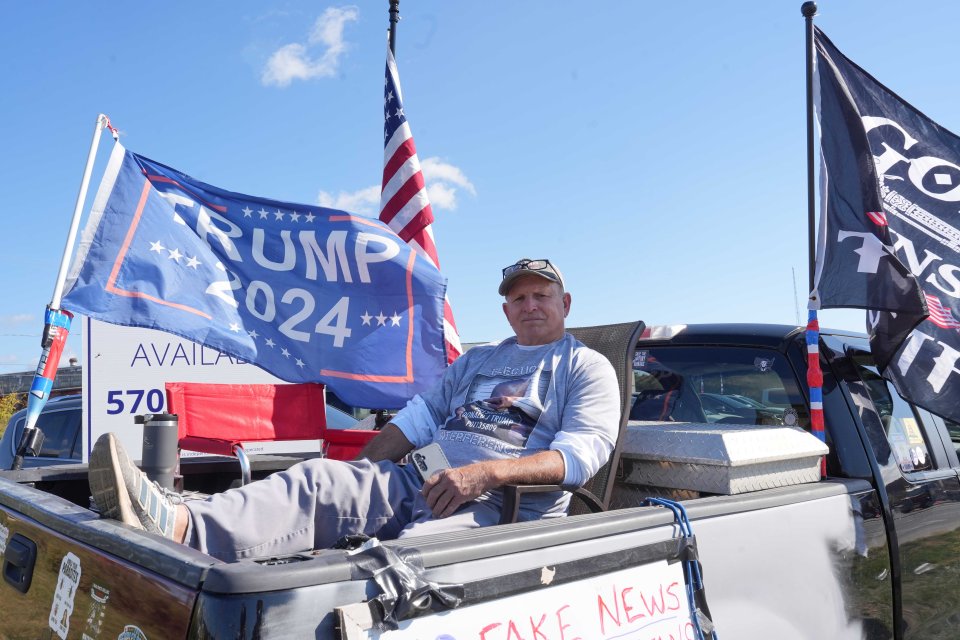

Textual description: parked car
[698,392,786,424]
[726,393,775,411]
[0,395,82,469]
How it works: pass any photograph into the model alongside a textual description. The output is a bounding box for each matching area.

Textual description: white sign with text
[82,317,321,462]
[340,560,694,640]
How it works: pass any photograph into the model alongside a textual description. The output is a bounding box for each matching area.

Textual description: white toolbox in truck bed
[620,422,829,495]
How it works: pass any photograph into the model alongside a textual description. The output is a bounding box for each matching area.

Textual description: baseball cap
[498,258,565,296]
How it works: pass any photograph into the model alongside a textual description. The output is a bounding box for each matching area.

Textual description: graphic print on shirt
[438,365,551,455]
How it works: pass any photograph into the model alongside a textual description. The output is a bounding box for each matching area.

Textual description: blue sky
[2,0,959,371]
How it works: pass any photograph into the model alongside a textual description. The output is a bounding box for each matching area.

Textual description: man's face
[501,275,571,346]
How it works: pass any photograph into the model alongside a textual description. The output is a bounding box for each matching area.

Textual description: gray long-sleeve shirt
[391,333,620,517]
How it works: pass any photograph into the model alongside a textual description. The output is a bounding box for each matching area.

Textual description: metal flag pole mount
[388,0,400,55]
[11,113,115,470]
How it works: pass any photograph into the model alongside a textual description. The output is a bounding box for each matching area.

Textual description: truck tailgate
[186,479,883,639]
[0,476,215,639]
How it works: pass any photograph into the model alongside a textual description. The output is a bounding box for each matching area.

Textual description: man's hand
[421,464,493,518]
[421,451,566,518]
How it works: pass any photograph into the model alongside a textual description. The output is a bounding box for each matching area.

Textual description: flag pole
[52,114,114,309]
[800,3,827,477]
[388,0,400,55]
[802,1,818,294]
[11,113,114,470]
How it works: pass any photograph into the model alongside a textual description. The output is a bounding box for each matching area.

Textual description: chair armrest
[498,484,605,525]
[179,436,241,457]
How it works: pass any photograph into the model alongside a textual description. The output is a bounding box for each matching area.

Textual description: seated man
[89,258,620,562]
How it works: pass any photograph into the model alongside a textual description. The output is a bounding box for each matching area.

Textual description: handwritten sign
[353,560,694,640]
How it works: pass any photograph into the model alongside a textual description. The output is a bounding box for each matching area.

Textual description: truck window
[937,416,960,460]
[33,408,81,459]
[631,346,809,428]
[850,357,934,474]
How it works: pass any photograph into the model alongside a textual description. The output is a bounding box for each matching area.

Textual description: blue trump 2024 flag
[63,143,448,409]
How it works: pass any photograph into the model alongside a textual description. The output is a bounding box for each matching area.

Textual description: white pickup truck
[1,321,958,639]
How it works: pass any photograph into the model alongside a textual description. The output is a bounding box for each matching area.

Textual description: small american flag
[924,293,960,330]
[380,48,461,363]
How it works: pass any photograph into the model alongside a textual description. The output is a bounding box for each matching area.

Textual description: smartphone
[411,442,450,481]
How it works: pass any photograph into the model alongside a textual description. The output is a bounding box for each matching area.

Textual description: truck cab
[627,323,960,637]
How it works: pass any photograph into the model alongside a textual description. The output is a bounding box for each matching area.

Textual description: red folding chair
[165,382,379,485]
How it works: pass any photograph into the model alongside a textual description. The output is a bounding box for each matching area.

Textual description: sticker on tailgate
[81,584,111,640]
[48,552,81,640]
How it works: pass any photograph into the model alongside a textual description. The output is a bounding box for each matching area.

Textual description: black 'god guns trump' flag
[812,28,960,424]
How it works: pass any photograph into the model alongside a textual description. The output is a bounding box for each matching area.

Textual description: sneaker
[89,433,180,539]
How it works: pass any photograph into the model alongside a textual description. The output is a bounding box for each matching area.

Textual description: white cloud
[317,159,475,216]
[421,157,476,210]
[426,183,458,210]
[317,185,381,216]
[261,44,315,87]
[421,158,477,196]
[261,6,359,87]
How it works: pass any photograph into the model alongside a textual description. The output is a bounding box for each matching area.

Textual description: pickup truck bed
[2,322,958,639]
[2,465,884,638]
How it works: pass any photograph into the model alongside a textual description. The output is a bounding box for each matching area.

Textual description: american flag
[380,48,461,363]
[924,293,960,330]
[865,210,887,226]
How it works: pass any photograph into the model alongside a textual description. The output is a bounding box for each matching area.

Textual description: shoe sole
[89,434,140,529]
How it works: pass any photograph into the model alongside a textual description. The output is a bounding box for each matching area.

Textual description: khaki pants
[184,458,502,562]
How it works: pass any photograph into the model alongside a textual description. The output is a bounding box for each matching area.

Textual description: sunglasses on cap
[501,259,557,278]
